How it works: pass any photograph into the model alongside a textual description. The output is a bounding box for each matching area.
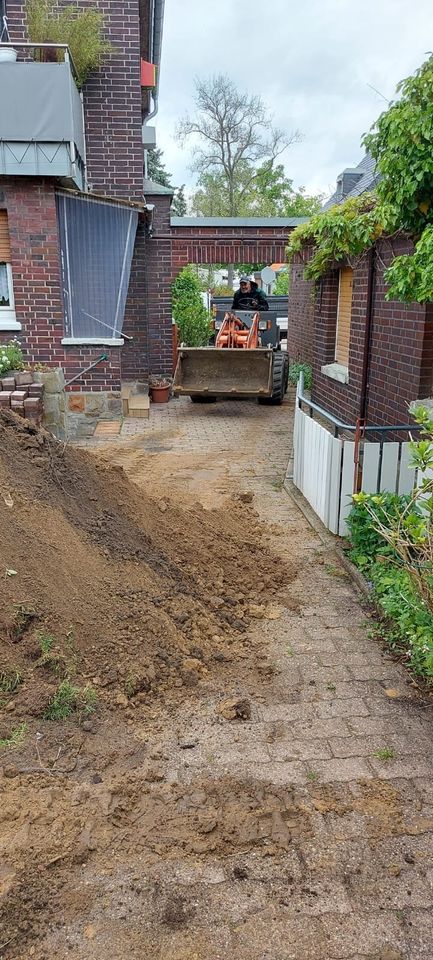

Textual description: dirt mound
[0,410,298,958]
[0,409,292,727]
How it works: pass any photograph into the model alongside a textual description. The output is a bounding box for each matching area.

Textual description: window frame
[0,261,20,330]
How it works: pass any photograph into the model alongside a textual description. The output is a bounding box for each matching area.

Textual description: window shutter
[335,267,353,367]
[0,211,11,262]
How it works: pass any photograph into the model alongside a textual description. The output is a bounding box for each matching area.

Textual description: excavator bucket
[173,347,274,399]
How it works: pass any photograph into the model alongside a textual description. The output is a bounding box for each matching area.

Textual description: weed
[306,770,319,782]
[286,645,294,657]
[373,746,395,761]
[0,721,27,749]
[324,564,347,579]
[326,682,336,693]
[10,604,37,642]
[124,674,139,698]
[38,632,55,657]
[270,478,284,492]
[44,681,97,721]
[0,667,23,694]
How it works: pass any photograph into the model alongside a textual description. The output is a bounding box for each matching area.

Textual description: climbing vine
[288,54,433,302]
[287,194,381,281]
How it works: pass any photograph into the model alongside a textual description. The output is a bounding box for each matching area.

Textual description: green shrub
[347,491,433,679]
[0,338,25,376]
[288,362,312,390]
[172,266,212,346]
[346,493,410,572]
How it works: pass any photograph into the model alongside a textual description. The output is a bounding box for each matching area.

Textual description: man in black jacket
[232,276,269,312]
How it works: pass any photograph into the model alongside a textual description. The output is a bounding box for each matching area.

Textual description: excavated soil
[0,410,296,959]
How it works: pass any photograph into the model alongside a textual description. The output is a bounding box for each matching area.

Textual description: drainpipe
[359,248,376,423]
[353,248,376,492]
[146,0,165,123]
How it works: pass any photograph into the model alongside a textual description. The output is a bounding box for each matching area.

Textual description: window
[56,193,138,344]
[0,211,18,330]
[335,266,353,368]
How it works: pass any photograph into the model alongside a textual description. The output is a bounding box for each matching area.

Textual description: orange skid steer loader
[173,310,289,405]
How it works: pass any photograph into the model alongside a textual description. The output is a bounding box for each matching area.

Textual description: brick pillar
[146,193,174,378]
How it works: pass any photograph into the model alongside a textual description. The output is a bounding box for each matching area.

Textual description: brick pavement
[80,393,433,959]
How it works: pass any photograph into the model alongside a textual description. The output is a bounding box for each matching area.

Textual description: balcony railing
[0,43,86,189]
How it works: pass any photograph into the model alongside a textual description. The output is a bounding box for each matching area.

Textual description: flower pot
[150,384,170,404]
[0,48,18,62]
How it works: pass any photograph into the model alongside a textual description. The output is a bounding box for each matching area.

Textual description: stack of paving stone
[0,371,44,424]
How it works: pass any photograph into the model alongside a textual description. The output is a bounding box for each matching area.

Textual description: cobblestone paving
[82,394,433,960]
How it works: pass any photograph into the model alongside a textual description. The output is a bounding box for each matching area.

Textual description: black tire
[258,353,287,406]
[190,395,217,403]
[284,354,290,393]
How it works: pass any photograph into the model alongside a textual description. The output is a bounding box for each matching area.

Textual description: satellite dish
[261,267,276,284]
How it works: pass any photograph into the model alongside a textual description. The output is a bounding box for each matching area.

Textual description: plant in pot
[149,377,171,404]
[26,0,112,86]
[0,16,18,61]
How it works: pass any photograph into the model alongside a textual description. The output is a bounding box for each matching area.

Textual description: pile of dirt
[0,409,293,730]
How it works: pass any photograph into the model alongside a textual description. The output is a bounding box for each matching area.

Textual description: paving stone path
[83,394,433,959]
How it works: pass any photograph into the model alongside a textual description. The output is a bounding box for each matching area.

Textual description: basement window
[0,212,20,331]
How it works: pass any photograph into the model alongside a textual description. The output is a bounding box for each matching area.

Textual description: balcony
[0,44,86,190]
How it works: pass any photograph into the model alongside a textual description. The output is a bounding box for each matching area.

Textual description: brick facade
[288,237,433,427]
[1,0,145,396]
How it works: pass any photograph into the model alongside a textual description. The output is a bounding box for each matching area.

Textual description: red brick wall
[289,239,431,427]
[287,256,315,364]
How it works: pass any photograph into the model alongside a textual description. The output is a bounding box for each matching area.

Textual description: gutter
[146,0,165,122]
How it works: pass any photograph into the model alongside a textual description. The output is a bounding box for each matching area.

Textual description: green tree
[146,147,187,217]
[177,74,300,217]
[273,270,289,295]
[172,266,212,346]
[191,164,322,219]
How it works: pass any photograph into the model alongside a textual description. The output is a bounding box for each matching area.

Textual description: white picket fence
[291,394,417,536]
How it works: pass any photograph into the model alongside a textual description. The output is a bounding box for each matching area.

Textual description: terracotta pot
[150,384,170,403]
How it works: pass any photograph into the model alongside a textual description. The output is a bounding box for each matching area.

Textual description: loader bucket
[173,347,273,398]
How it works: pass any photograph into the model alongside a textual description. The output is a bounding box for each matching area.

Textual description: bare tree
[177,75,301,217]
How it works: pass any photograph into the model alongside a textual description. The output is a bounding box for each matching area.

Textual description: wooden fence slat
[339,441,355,536]
[380,443,399,492]
[398,442,416,495]
[362,443,380,493]
[327,437,343,534]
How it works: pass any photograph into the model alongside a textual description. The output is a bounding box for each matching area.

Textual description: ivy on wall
[288,55,433,303]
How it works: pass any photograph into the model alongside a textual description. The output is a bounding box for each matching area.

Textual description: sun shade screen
[335,266,353,367]
[0,211,11,262]
[56,193,138,339]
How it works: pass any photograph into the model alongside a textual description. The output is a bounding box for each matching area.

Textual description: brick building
[0,0,165,433]
[288,155,433,427]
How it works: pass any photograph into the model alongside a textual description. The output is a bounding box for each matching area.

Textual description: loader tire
[190,395,217,403]
[258,353,288,406]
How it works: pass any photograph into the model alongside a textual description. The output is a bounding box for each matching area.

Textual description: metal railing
[296,370,422,440]
[0,41,79,83]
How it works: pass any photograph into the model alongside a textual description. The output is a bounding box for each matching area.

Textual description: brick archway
[122,191,302,381]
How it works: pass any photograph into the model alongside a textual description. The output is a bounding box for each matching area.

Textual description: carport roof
[170,216,307,227]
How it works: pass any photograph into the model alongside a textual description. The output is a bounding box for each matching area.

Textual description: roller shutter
[0,211,11,262]
[335,267,353,367]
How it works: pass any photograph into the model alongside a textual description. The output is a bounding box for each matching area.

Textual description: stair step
[127,394,150,419]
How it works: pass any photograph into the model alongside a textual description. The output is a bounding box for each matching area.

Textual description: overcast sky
[156,0,432,202]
